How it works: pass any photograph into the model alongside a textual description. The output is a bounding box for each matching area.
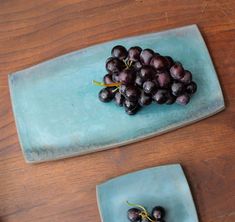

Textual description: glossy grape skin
[139,91,152,106]
[127,208,142,222]
[143,81,157,94]
[156,72,171,88]
[124,99,138,110]
[125,86,140,101]
[125,106,140,115]
[151,206,166,220]
[134,61,143,70]
[106,57,125,73]
[180,70,192,84]
[98,88,114,102]
[152,90,168,104]
[170,63,185,80]
[119,84,128,95]
[128,46,142,61]
[150,55,168,70]
[176,94,190,105]
[186,81,197,94]
[111,72,120,82]
[111,45,128,60]
[171,82,185,96]
[114,92,124,106]
[119,69,136,84]
[140,49,155,65]
[135,75,145,87]
[139,66,155,80]
[166,93,176,105]
[103,74,114,84]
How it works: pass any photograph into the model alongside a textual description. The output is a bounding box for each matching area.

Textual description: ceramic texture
[9,24,224,163]
[96,164,198,222]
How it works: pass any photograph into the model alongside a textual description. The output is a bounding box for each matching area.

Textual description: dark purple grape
[119,84,128,95]
[124,99,138,110]
[186,81,197,94]
[112,72,120,82]
[111,45,128,60]
[103,74,114,84]
[128,46,142,61]
[152,206,165,220]
[98,88,114,102]
[166,93,176,105]
[143,81,157,94]
[152,90,168,104]
[176,94,190,105]
[106,57,125,73]
[171,82,185,96]
[127,208,142,222]
[125,106,140,115]
[134,61,143,70]
[156,72,171,88]
[139,66,155,80]
[119,69,136,84]
[140,49,155,65]
[139,91,152,106]
[170,63,185,80]
[150,55,168,70]
[165,56,174,68]
[125,86,140,101]
[180,70,192,84]
[114,92,124,106]
[135,75,145,87]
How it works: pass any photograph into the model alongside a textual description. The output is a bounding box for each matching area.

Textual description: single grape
[139,91,152,106]
[111,45,128,60]
[124,99,138,110]
[125,106,140,115]
[166,93,176,105]
[171,82,185,96]
[119,84,128,95]
[134,61,143,70]
[106,57,125,73]
[152,206,166,220]
[156,72,171,88]
[125,86,140,101]
[152,90,168,104]
[127,208,142,222]
[143,81,157,94]
[128,46,142,61]
[150,55,168,70]
[140,49,155,65]
[170,63,185,80]
[98,88,114,102]
[176,94,190,105]
[114,91,124,106]
[112,72,120,82]
[135,75,145,87]
[180,70,192,84]
[103,74,114,84]
[119,69,136,84]
[139,66,155,80]
[186,81,197,94]
[165,56,174,68]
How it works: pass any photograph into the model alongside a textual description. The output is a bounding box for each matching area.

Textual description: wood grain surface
[0,1,234,222]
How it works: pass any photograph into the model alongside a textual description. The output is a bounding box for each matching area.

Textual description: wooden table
[0,1,234,221]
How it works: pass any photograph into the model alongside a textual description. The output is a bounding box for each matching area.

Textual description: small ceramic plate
[96,164,198,222]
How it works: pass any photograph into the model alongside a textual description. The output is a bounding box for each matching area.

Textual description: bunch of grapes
[127,201,166,222]
[94,45,197,115]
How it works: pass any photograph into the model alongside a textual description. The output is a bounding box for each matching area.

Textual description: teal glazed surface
[96,164,198,222]
[9,25,224,163]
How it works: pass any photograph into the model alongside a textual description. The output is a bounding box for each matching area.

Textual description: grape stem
[92,80,120,87]
[126,201,154,222]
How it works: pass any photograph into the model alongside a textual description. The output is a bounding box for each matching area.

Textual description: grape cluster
[96,45,197,115]
[127,202,166,222]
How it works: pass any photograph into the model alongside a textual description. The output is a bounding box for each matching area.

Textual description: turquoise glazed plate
[9,24,224,163]
[96,164,198,222]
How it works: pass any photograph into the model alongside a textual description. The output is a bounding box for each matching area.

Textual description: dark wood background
[0,1,235,222]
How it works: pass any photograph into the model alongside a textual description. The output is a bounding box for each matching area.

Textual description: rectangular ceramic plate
[9,24,224,163]
[96,164,198,222]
